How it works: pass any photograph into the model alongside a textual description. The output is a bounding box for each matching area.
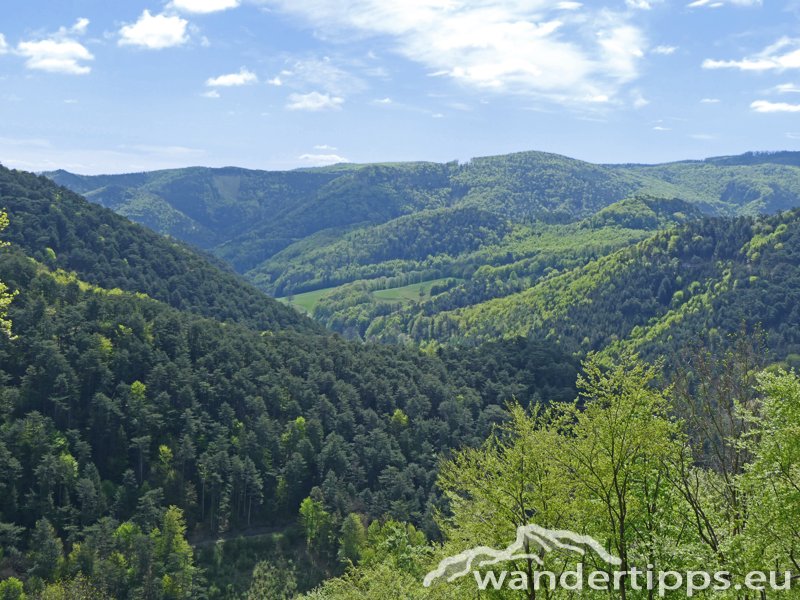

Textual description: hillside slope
[47,166,341,250]
[0,165,578,598]
[367,209,800,364]
[2,165,313,333]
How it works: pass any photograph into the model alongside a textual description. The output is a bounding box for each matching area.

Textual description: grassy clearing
[372,278,460,303]
[278,288,335,314]
[279,277,463,315]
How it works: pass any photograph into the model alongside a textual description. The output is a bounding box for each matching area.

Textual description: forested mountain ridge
[48,162,454,273]
[294,197,699,339]
[49,151,800,250]
[12,152,800,597]
[47,151,800,343]
[369,208,800,365]
[1,165,314,333]
[215,162,454,272]
[48,150,800,282]
[46,166,343,251]
[0,165,579,598]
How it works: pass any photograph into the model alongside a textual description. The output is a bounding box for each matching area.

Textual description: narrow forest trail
[189,524,292,548]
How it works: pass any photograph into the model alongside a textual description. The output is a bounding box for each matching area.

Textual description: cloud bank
[262,0,647,105]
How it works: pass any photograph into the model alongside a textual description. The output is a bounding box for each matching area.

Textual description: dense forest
[2,167,311,334]
[304,197,700,339]
[49,152,800,274]
[301,345,800,599]
[5,151,800,597]
[367,209,800,364]
[0,166,578,598]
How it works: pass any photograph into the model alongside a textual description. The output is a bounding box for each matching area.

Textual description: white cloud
[267,76,283,86]
[374,97,392,104]
[688,0,761,7]
[14,18,94,75]
[71,18,90,35]
[201,90,221,98]
[48,18,91,38]
[653,125,670,131]
[262,1,647,105]
[314,144,337,150]
[773,83,800,94]
[703,37,800,71]
[597,22,644,83]
[206,68,258,87]
[171,0,240,13]
[286,91,344,111]
[700,97,720,103]
[652,45,677,55]
[555,2,582,9]
[751,99,800,113]
[299,153,349,165]
[0,34,8,55]
[119,11,189,49]
[17,39,94,75]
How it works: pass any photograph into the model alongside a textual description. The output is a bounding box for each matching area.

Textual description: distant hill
[48,150,800,241]
[3,164,313,333]
[368,208,800,366]
[47,166,341,251]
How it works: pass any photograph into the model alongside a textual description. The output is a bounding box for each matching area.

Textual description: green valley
[49,150,800,346]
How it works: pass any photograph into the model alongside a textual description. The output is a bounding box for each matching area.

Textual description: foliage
[0,254,575,592]
[307,352,800,598]
[0,578,25,600]
[245,558,298,600]
[305,221,655,339]
[366,210,800,367]
[48,151,800,346]
[0,165,311,333]
[17,155,800,599]
[0,165,584,598]
[0,170,585,598]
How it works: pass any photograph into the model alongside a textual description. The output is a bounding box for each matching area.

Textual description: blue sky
[1,0,799,174]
